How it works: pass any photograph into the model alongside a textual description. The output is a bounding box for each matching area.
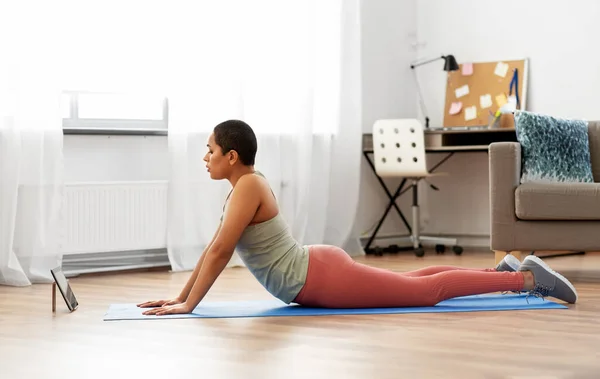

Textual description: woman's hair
[213,119,257,166]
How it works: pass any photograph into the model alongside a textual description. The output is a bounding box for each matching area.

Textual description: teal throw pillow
[515,111,593,183]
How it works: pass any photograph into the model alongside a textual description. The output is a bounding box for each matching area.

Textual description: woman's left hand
[142,302,194,316]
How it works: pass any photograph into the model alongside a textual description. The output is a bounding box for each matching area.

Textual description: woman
[138,120,577,315]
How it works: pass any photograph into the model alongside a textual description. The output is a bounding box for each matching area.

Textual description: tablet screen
[51,267,79,311]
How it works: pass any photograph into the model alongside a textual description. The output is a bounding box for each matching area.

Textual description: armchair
[489,121,600,265]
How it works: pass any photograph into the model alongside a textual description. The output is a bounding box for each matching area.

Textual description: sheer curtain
[0,1,363,281]
[0,23,65,286]
[166,0,363,270]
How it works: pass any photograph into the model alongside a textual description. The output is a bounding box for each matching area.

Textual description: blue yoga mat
[103,294,567,321]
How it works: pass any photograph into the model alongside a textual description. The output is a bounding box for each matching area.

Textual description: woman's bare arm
[176,222,222,301]
[141,175,262,315]
[137,221,222,308]
[180,176,262,311]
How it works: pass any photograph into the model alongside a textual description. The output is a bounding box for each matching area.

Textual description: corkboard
[443,59,528,128]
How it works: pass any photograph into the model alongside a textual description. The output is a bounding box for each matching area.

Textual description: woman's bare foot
[521,270,535,291]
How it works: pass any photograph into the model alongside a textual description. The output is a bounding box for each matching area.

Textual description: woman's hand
[141,302,194,316]
[136,297,183,308]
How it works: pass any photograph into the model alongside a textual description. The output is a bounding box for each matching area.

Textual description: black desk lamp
[410,55,459,128]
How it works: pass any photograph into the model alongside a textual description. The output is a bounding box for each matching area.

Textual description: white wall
[68,1,600,253]
[410,0,600,243]
[64,0,422,254]
[417,0,600,124]
[64,135,168,182]
[355,0,421,243]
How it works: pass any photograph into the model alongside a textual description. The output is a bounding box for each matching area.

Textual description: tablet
[50,267,79,312]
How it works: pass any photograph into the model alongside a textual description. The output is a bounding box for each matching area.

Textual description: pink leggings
[293,245,525,308]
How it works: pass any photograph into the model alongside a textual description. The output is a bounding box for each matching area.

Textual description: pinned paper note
[455,84,469,98]
[495,93,508,107]
[462,63,473,76]
[494,62,509,78]
[480,94,492,109]
[504,95,518,112]
[449,101,462,115]
[465,106,477,121]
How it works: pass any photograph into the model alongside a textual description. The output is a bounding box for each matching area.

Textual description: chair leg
[363,151,412,233]
[411,180,420,249]
[410,179,458,257]
[364,190,397,251]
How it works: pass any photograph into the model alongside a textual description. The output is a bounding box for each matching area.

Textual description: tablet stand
[52,282,76,313]
[52,282,56,313]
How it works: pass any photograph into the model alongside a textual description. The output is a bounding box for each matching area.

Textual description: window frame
[62,91,169,136]
[60,91,339,137]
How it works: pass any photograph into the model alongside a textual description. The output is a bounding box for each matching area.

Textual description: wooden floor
[2,250,600,379]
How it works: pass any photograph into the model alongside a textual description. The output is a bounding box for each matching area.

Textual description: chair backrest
[372,119,428,178]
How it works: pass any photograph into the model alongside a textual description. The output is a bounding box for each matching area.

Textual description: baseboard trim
[360,232,490,251]
[62,248,171,277]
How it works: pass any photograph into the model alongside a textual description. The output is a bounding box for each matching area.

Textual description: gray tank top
[221,172,309,304]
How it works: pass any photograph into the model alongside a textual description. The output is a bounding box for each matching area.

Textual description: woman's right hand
[137,297,183,308]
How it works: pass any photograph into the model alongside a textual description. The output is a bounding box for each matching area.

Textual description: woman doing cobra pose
[138,120,577,316]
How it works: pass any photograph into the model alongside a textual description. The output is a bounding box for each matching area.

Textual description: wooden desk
[362,127,517,153]
[361,127,517,255]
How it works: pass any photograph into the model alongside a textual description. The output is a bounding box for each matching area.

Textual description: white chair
[371,119,462,257]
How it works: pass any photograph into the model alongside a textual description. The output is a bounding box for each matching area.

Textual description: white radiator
[62,181,168,255]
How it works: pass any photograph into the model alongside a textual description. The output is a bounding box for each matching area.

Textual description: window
[57,1,342,137]
[62,91,168,133]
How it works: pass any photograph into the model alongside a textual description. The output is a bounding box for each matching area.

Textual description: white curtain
[0,1,363,280]
[166,0,363,270]
[0,29,65,286]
